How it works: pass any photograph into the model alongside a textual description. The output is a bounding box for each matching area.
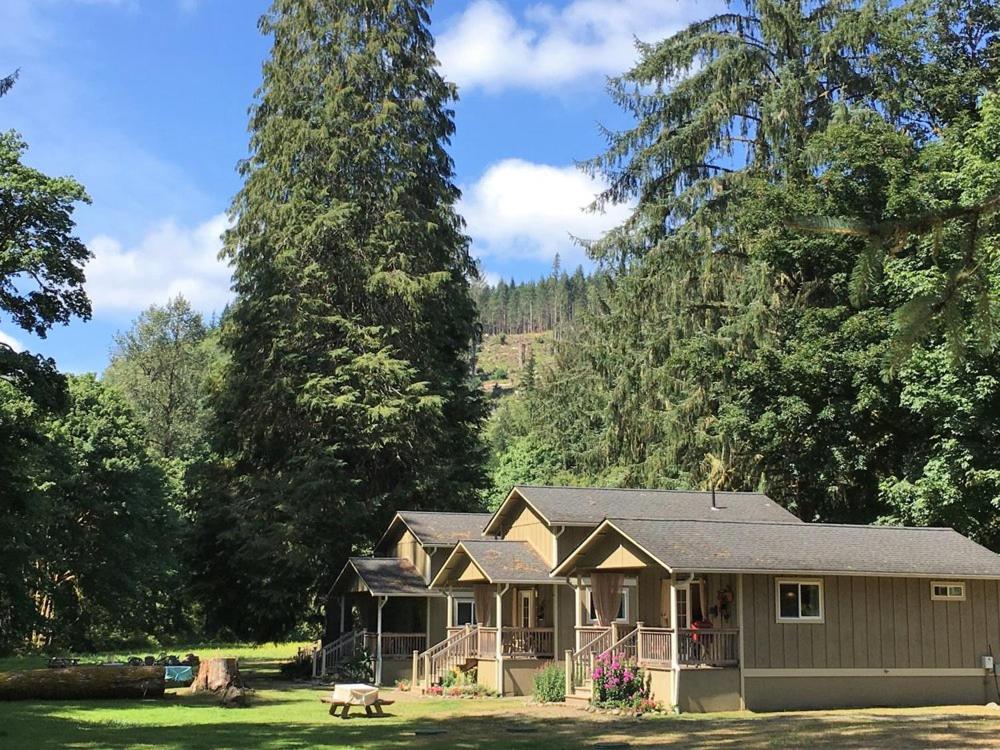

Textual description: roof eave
[551,519,675,577]
[482,486,554,536]
[429,542,493,588]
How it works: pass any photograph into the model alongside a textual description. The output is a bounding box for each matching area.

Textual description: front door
[660,579,704,627]
[518,589,534,628]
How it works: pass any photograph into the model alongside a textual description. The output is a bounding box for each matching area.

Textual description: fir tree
[194,0,486,639]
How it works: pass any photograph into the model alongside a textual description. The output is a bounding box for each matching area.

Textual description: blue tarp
[164,665,194,683]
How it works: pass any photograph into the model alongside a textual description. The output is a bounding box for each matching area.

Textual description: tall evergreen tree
[490,0,1000,533]
[195,0,485,639]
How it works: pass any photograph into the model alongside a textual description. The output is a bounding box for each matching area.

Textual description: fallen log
[0,666,165,701]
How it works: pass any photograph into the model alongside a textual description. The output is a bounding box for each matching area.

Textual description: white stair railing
[312,630,359,677]
[564,626,612,695]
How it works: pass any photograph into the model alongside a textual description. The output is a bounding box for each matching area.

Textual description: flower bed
[590,651,653,712]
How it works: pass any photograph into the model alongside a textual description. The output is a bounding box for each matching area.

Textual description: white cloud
[0,330,25,352]
[460,158,631,266]
[437,0,715,92]
[85,213,233,315]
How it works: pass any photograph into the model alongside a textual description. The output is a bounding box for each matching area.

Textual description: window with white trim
[586,588,628,624]
[775,579,823,622]
[931,581,966,601]
[454,597,476,626]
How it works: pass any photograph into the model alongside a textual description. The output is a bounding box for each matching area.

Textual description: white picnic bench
[320,683,394,718]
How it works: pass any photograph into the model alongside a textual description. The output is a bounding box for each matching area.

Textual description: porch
[422,539,558,692]
[321,556,443,684]
[554,521,745,709]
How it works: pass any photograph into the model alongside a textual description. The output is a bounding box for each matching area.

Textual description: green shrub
[532,664,565,702]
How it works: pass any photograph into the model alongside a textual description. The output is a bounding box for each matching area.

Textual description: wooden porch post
[339,596,346,634]
[496,584,507,695]
[553,583,560,656]
[737,574,746,710]
[574,577,583,649]
[446,589,454,629]
[669,577,680,712]
[376,596,387,686]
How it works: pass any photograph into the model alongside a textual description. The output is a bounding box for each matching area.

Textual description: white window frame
[453,596,476,626]
[585,588,629,625]
[775,578,824,623]
[931,581,966,601]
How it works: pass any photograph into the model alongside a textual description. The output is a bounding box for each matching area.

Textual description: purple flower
[611,661,620,671]
[623,670,633,681]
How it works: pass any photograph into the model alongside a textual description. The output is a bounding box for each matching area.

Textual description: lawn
[2,644,1000,749]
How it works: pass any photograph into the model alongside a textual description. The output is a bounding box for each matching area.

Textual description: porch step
[565,689,591,707]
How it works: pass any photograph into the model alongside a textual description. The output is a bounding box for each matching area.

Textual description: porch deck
[566,624,739,701]
[312,630,427,678]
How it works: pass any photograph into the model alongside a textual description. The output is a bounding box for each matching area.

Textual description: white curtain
[474,584,494,627]
[591,572,625,626]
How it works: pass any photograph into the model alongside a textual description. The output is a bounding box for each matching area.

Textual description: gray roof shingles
[341,557,436,596]
[511,485,801,526]
[397,511,494,546]
[605,518,1000,578]
[458,539,552,583]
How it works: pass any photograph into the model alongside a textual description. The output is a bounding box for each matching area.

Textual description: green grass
[0,642,312,674]
[3,644,1000,749]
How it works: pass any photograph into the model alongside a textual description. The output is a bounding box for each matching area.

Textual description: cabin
[319,510,491,685]
[322,486,1000,712]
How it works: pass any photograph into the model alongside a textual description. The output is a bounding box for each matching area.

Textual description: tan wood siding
[390,529,429,579]
[557,527,593,567]
[743,574,1000,670]
[499,502,556,565]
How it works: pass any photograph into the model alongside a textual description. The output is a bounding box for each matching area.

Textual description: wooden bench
[320,695,394,718]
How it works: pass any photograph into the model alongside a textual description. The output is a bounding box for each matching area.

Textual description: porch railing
[477,627,496,656]
[312,630,360,678]
[600,625,637,664]
[564,626,612,694]
[502,627,554,657]
[363,632,427,660]
[677,628,739,666]
[575,625,609,651]
[565,625,739,688]
[636,627,672,667]
[413,625,479,688]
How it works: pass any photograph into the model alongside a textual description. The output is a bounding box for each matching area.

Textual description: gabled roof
[431,540,553,587]
[553,518,1000,579]
[374,511,493,552]
[329,557,441,597]
[485,485,800,534]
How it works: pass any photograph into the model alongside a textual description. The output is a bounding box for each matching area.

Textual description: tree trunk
[0,667,165,701]
[189,657,241,694]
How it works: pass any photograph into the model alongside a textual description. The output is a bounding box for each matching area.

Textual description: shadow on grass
[2,700,1000,749]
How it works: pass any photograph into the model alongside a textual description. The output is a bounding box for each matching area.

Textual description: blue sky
[1,0,712,373]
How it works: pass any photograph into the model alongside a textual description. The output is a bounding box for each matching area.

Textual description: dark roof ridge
[607,517,957,532]
[517,484,770,496]
[398,510,491,515]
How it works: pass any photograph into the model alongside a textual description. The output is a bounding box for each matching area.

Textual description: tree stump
[189,657,252,706]
[189,657,241,694]
[0,667,165,701]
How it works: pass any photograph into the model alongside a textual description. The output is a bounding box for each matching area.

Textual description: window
[586,589,628,624]
[775,579,823,622]
[931,581,966,601]
[454,597,476,626]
